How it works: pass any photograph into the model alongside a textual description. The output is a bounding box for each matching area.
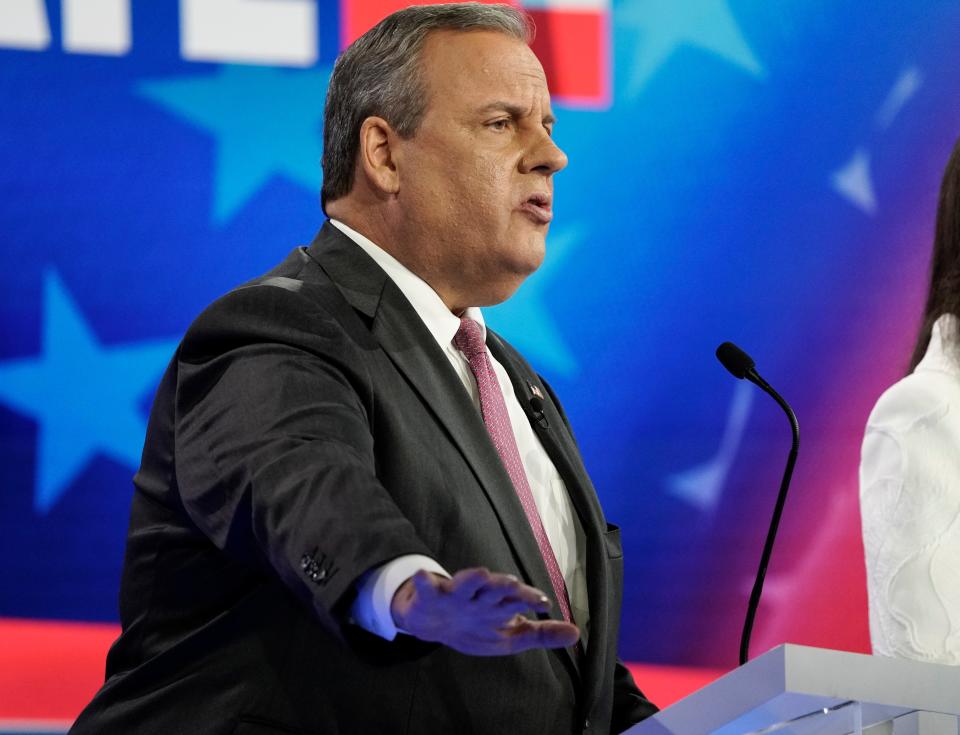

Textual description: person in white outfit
[860,136,960,664]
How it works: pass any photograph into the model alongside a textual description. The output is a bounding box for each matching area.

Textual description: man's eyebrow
[478,101,556,126]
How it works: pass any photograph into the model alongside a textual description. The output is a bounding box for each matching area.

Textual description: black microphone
[716,342,755,380]
[715,341,800,666]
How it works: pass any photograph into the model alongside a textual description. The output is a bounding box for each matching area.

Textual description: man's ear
[358,116,400,196]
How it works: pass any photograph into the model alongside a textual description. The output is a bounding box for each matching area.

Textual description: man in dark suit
[71,4,657,734]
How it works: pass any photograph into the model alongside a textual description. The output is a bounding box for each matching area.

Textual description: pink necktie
[453,317,575,625]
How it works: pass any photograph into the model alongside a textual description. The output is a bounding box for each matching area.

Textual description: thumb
[412,570,440,598]
[503,619,580,653]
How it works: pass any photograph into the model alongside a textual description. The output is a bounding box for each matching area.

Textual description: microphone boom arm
[739,368,800,666]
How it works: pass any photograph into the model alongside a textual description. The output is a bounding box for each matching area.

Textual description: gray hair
[320,3,534,211]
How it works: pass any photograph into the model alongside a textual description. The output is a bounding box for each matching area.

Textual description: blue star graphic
[137,65,331,224]
[486,227,580,377]
[0,272,177,513]
[616,0,766,97]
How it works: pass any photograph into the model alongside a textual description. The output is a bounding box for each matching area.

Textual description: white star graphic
[667,380,754,512]
[832,148,877,215]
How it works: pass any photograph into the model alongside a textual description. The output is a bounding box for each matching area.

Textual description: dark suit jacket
[71,222,657,735]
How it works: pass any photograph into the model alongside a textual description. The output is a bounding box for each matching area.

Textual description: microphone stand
[739,368,800,666]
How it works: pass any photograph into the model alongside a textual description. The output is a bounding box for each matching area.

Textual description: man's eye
[488,119,511,131]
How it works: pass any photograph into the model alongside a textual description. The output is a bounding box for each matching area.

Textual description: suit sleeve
[173,284,433,639]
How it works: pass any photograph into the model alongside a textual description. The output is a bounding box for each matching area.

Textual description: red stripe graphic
[340,0,609,106]
[0,617,722,723]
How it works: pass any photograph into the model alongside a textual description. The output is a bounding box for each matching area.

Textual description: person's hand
[390,567,580,656]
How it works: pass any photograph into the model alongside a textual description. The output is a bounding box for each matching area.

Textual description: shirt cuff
[350,555,450,641]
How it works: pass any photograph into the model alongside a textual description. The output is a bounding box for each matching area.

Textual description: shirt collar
[329,219,485,350]
[917,313,960,376]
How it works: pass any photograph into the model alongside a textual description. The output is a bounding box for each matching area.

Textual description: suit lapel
[304,224,568,654]
[487,332,612,713]
[491,346,605,531]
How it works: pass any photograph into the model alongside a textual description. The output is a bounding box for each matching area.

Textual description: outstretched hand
[390,567,580,656]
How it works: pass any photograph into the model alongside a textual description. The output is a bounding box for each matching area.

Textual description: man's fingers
[471,599,535,627]
[404,568,573,657]
[493,584,551,614]
[500,618,580,653]
[509,584,552,613]
[449,567,492,600]
[472,575,521,606]
[465,572,552,613]
[535,620,580,649]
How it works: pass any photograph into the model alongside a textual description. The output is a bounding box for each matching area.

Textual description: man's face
[392,30,568,310]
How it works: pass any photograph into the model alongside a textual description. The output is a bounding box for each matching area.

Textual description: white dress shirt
[330,219,589,643]
[860,314,960,663]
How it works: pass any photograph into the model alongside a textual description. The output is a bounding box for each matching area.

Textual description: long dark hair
[909,136,960,372]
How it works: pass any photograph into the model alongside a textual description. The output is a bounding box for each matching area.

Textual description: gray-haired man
[71,5,657,733]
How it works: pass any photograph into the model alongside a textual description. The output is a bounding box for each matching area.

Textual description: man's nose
[521,132,568,176]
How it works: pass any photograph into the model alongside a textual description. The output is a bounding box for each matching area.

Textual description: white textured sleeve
[860,391,960,664]
[860,422,905,658]
[860,426,903,490]
[350,555,451,640]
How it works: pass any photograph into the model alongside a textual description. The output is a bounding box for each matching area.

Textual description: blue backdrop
[2,0,959,675]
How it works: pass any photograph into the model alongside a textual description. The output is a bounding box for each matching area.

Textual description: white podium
[626,644,960,735]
